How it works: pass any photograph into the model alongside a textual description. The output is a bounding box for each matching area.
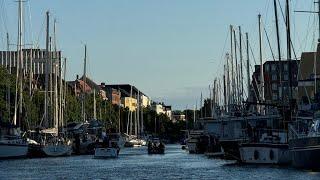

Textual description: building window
[272,74,277,81]
[284,63,288,72]
[284,74,289,81]
[272,93,278,101]
[265,64,269,72]
[272,83,278,91]
[271,64,276,71]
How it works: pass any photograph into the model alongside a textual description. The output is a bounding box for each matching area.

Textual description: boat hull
[289,137,320,169]
[239,143,290,164]
[187,141,198,154]
[0,143,28,159]
[94,148,118,158]
[148,146,165,154]
[220,140,241,160]
[42,144,72,157]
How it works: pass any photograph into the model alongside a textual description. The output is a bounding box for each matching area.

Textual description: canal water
[0,144,320,180]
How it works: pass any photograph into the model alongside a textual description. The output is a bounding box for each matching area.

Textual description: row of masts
[7,0,67,131]
[203,0,320,118]
[126,86,144,137]
[43,11,67,131]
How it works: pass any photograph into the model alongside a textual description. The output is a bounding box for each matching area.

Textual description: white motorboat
[94,147,118,158]
[139,139,147,146]
[124,134,146,147]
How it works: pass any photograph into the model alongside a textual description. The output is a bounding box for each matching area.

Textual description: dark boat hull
[290,147,320,168]
[148,148,165,154]
[290,136,320,169]
[220,139,242,160]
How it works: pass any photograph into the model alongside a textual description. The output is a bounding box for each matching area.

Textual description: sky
[0,0,318,109]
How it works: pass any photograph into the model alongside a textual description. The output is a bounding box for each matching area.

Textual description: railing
[242,128,288,144]
[288,124,300,139]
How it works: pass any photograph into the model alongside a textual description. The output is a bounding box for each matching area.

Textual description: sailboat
[0,0,28,159]
[39,11,72,157]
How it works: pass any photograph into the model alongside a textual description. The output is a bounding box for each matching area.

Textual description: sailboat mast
[63,58,67,127]
[13,0,23,126]
[258,14,264,103]
[226,53,230,113]
[230,25,235,105]
[53,19,59,131]
[223,65,227,113]
[316,0,320,95]
[118,90,121,133]
[209,85,212,117]
[141,95,144,134]
[54,56,58,131]
[246,33,250,102]
[129,85,133,135]
[18,0,24,126]
[7,33,10,72]
[233,29,239,105]
[82,45,87,122]
[273,0,283,102]
[59,55,63,128]
[93,89,97,120]
[6,33,11,121]
[239,26,244,103]
[137,90,140,136]
[44,11,50,128]
[286,0,293,100]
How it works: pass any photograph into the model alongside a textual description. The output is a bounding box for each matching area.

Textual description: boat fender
[269,150,274,160]
[254,150,259,160]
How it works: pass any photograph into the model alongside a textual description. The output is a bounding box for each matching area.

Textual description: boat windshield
[309,120,320,135]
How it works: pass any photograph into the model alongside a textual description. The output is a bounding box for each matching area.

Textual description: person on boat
[148,141,152,149]
[158,141,165,149]
[247,123,253,140]
[103,134,110,147]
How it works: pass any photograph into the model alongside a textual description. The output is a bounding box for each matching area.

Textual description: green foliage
[0,66,186,141]
[0,67,16,122]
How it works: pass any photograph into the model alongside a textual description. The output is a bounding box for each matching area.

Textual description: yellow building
[141,95,151,108]
[123,97,137,111]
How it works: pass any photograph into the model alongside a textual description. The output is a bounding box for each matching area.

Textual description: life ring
[269,150,274,160]
[254,150,259,160]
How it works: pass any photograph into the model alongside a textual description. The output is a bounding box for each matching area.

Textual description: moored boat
[147,138,165,154]
[0,135,28,159]
[0,123,28,159]
[239,129,290,164]
[289,114,320,169]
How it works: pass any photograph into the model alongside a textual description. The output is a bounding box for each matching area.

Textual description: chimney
[76,74,79,80]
